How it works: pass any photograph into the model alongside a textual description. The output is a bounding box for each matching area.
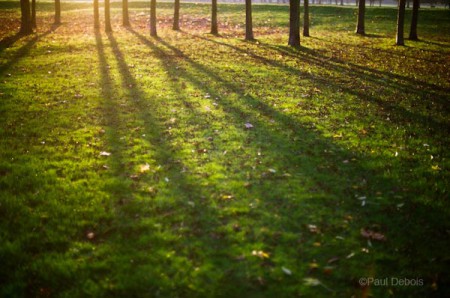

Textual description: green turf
[1,1,449,297]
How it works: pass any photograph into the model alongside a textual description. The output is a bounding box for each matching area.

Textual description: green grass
[1,1,449,297]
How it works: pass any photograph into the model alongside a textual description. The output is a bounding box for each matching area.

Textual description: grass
[1,1,449,297]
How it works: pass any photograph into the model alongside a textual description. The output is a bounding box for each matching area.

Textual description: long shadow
[94,31,245,296]
[0,25,59,75]
[127,26,450,292]
[126,28,449,295]
[0,32,24,52]
[310,35,450,61]
[187,34,450,141]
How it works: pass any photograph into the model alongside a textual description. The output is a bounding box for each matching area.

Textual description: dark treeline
[15,0,432,47]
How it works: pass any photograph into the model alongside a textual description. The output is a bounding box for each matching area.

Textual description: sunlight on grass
[1,1,449,297]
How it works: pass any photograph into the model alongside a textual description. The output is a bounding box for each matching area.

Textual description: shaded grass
[1,2,449,297]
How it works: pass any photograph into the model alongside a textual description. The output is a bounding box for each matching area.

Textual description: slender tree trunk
[396,0,406,45]
[20,0,32,34]
[288,0,300,47]
[245,0,254,40]
[31,0,36,28]
[105,0,112,32]
[173,0,180,30]
[211,0,218,35]
[409,0,419,40]
[123,0,130,26]
[303,0,310,36]
[94,0,100,29]
[356,0,365,35]
[55,0,61,24]
[150,0,157,36]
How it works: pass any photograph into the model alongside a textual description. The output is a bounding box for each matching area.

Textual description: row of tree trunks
[20,0,420,48]
[355,0,419,45]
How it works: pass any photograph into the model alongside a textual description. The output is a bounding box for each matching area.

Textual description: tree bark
[356,0,365,35]
[396,0,406,45]
[55,0,61,24]
[173,0,180,30]
[150,0,157,36]
[303,0,310,37]
[288,0,300,47]
[94,0,100,29]
[20,0,32,34]
[245,0,254,40]
[409,0,419,40]
[105,0,112,32]
[123,0,130,26]
[31,0,36,28]
[211,0,218,35]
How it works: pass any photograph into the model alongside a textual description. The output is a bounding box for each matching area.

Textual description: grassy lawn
[1,1,449,297]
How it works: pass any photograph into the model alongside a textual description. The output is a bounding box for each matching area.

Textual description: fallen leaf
[308,224,319,233]
[360,228,386,241]
[139,163,150,173]
[252,250,270,259]
[327,257,339,264]
[282,267,292,275]
[303,277,321,286]
[431,165,441,171]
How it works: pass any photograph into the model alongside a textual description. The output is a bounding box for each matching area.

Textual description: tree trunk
[396,0,406,45]
[94,0,100,29]
[288,0,300,47]
[150,0,157,36]
[409,0,419,40]
[356,0,365,35]
[303,0,310,37]
[123,0,130,26]
[245,0,254,40]
[173,0,180,30]
[211,0,218,35]
[105,0,112,32]
[31,0,36,28]
[20,0,32,34]
[55,0,61,24]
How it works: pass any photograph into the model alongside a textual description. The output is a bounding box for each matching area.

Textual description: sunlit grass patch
[1,2,449,297]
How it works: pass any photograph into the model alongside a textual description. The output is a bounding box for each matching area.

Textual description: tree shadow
[186,33,449,142]
[124,28,449,296]
[310,35,449,62]
[92,30,249,296]
[0,27,57,75]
